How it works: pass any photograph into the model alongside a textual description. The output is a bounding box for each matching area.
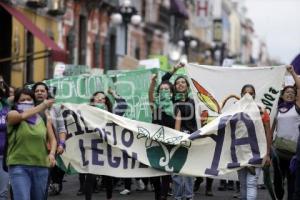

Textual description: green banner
[45,74,114,104]
[109,68,156,122]
[45,68,189,123]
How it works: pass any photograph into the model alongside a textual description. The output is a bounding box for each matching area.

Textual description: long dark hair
[241,84,256,98]
[173,76,190,101]
[90,91,112,112]
[174,76,190,93]
[281,85,296,96]
[156,81,174,95]
[12,88,36,110]
[32,82,49,94]
[278,85,297,105]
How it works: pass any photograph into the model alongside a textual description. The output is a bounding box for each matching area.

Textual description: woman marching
[272,65,300,200]
[79,88,127,200]
[237,84,272,200]
[6,88,56,200]
[161,63,198,200]
[148,73,175,200]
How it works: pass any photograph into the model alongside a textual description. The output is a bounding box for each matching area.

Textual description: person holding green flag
[147,73,175,200]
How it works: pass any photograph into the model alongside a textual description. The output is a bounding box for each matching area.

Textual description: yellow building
[0,1,66,87]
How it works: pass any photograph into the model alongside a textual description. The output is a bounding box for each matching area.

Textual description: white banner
[185,64,286,127]
[60,95,267,177]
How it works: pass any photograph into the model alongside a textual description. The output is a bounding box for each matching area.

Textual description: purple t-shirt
[0,106,9,155]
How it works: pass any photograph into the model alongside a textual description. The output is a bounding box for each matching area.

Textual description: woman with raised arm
[163,63,214,197]
[148,74,175,200]
[172,74,198,200]
[272,65,300,200]
[6,88,56,200]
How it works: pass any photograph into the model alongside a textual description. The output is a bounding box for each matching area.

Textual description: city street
[48,175,270,200]
[1,0,299,200]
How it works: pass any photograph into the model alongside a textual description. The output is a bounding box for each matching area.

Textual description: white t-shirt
[276,105,300,142]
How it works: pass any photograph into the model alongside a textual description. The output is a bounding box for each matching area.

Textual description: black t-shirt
[152,108,175,129]
[174,98,197,134]
[161,72,197,133]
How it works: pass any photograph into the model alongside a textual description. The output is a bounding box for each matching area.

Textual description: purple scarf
[16,103,38,125]
[278,101,294,113]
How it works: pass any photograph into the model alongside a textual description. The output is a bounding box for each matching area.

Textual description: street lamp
[111,0,142,55]
[177,30,198,61]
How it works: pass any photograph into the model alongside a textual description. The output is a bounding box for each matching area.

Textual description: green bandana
[94,103,107,111]
[156,90,174,117]
[174,92,187,101]
[159,90,172,101]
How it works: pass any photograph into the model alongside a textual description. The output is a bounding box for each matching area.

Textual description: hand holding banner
[59,95,267,177]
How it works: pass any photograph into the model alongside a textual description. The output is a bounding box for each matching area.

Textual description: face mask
[155,90,174,117]
[159,90,172,101]
[94,103,107,111]
[16,101,37,125]
[16,101,34,112]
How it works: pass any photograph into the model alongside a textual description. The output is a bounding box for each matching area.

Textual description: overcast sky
[244,0,300,64]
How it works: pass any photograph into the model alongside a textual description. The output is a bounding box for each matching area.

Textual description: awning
[170,0,189,19]
[0,2,67,62]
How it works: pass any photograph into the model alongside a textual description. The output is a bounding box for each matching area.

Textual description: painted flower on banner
[192,79,241,126]
[192,79,221,126]
[192,79,220,114]
[137,127,191,173]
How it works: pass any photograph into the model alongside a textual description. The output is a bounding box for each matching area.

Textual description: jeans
[172,175,194,200]
[9,165,49,200]
[238,167,261,200]
[0,156,9,200]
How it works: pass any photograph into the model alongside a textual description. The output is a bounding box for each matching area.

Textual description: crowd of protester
[0,64,300,200]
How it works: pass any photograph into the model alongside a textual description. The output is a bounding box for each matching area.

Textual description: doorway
[0,7,12,84]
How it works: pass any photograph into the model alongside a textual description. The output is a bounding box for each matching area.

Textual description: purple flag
[291,54,300,75]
